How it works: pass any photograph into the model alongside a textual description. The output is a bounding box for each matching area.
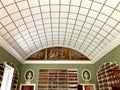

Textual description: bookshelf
[0,63,4,87]
[0,61,19,90]
[38,69,78,90]
[97,62,119,90]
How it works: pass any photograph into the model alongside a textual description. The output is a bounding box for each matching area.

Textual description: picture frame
[81,69,91,81]
[24,69,34,82]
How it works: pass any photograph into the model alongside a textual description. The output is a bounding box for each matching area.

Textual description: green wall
[0,46,22,89]
[19,64,95,90]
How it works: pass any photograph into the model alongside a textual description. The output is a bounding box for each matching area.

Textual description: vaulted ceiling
[0,0,120,64]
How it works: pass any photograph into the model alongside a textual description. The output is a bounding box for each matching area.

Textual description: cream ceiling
[0,0,120,64]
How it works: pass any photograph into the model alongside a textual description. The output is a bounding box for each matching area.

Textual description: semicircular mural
[26,47,90,61]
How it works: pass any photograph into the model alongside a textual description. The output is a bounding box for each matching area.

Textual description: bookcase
[97,62,119,90]
[0,61,19,90]
[0,63,4,87]
[38,69,78,90]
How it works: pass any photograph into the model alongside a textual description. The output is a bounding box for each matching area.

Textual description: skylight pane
[14,34,22,41]
[28,0,39,7]
[51,5,59,12]
[25,38,32,42]
[94,20,104,28]
[51,12,59,18]
[91,2,103,11]
[60,13,68,18]
[84,23,92,29]
[10,30,19,36]
[18,25,26,31]
[7,37,14,44]
[6,4,18,14]
[0,8,8,19]
[61,0,70,4]
[79,8,89,15]
[41,6,49,13]
[101,6,114,16]
[81,0,92,8]
[97,13,108,22]
[106,0,120,8]
[69,13,77,19]
[106,18,118,27]
[21,9,31,17]
[99,30,108,37]
[17,1,29,10]
[111,30,120,37]
[102,24,112,32]
[31,32,37,36]
[31,7,40,14]
[15,19,24,27]
[94,0,106,4]
[26,22,34,28]
[21,30,29,36]
[115,23,120,31]
[5,23,16,31]
[24,16,33,23]
[88,10,98,18]
[60,5,69,12]
[1,16,12,26]
[70,6,79,13]
[77,15,86,21]
[111,10,120,21]
[40,0,49,5]
[106,35,115,41]
[23,34,31,40]
[71,0,81,6]
[117,4,120,11]
[33,14,41,20]
[96,34,104,41]
[33,35,39,40]
[0,28,7,36]
[11,12,21,21]
[86,17,95,24]
[1,0,14,6]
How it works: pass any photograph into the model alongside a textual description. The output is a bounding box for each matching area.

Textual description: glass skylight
[0,0,120,63]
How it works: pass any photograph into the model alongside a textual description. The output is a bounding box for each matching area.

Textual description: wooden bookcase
[0,63,4,87]
[0,62,19,90]
[97,62,119,90]
[38,69,78,90]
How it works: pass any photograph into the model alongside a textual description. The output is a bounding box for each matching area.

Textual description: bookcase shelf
[38,69,78,90]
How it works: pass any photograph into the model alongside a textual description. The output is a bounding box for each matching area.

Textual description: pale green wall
[19,64,95,90]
